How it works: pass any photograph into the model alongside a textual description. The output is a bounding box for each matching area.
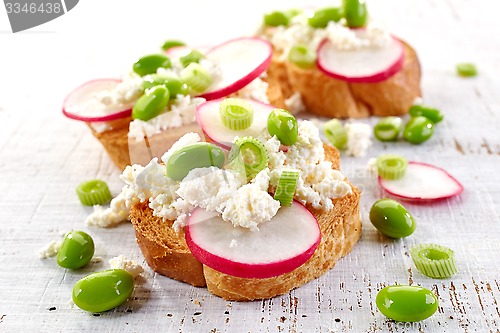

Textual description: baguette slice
[88,82,285,171]
[267,41,421,118]
[130,144,361,300]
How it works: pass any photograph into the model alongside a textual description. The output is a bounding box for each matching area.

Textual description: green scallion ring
[410,244,457,278]
[288,45,317,69]
[274,169,300,206]
[374,116,402,141]
[229,137,269,180]
[76,180,112,206]
[456,63,477,77]
[323,119,348,150]
[181,63,212,93]
[376,154,408,180]
[219,98,254,130]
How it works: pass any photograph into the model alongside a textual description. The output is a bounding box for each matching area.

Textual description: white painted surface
[0,0,499,332]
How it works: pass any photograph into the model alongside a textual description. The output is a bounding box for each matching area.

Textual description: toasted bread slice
[130,144,362,300]
[88,85,285,170]
[267,42,421,118]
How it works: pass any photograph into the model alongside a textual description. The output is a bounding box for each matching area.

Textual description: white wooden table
[1,0,499,332]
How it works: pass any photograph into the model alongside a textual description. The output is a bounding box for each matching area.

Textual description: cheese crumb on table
[38,240,61,259]
[345,122,372,157]
[109,255,144,279]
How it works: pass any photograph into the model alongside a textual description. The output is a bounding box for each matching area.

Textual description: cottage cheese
[38,240,61,259]
[345,122,372,157]
[284,92,306,115]
[264,12,391,60]
[115,120,351,232]
[234,77,270,104]
[109,255,144,279]
[265,121,352,210]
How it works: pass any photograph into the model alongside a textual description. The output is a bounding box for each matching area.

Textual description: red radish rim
[316,35,405,84]
[62,78,132,123]
[378,162,464,202]
[185,201,321,279]
[195,98,276,150]
[198,37,273,101]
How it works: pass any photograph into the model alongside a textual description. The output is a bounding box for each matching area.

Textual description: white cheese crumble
[222,182,280,230]
[86,188,131,228]
[38,240,61,259]
[234,77,270,104]
[284,92,306,115]
[109,255,144,279]
[264,12,391,60]
[345,122,372,157]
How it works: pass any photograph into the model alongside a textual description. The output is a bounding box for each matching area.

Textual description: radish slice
[379,162,464,202]
[199,37,272,100]
[196,98,274,150]
[62,79,133,122]
[185,201,321,279]
[317,33,405,83]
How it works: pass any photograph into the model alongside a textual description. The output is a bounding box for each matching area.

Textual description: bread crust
[130,144,362,300]
[267,42,422,118]
[88,87,285,170]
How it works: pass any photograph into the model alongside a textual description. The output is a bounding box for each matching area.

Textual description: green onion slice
[456,63,477,77]
[161,39,186,51]
[374,116,402,141]
[288,45,317,69]
[274,169,300,206]
[323,119,347,150]
[409,105,444,124]
[410,244,457,278]
[308,7,344,28]
[76,180,112,206]
[180,50,205,68]
[229,137,269,180]
[181,63,212,93]
[219,98,254,130]
[376,154,408,180]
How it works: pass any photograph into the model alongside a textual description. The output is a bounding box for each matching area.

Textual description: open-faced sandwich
[62,37,284,170]
[90,97,361,300]
[258,0,422,118]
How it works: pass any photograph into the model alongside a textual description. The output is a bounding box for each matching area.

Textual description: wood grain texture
[0,0,499,332]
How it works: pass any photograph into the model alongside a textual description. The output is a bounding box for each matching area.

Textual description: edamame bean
[161,39,185,51]
[133,54,172,76]
[308,7,344,28]
[132,85,170,121]
[72,269,134,313]
[376,285,438,322]
[57,231,95,269]
[409,105,444,124]
[403,116,434,144]
[369,199,415,238]
[343,0,368,28]
[263,11,290,27]
[142,74,189,97]
[267,109,298,146]
[180,50,204,68]
[166,143,225,181]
